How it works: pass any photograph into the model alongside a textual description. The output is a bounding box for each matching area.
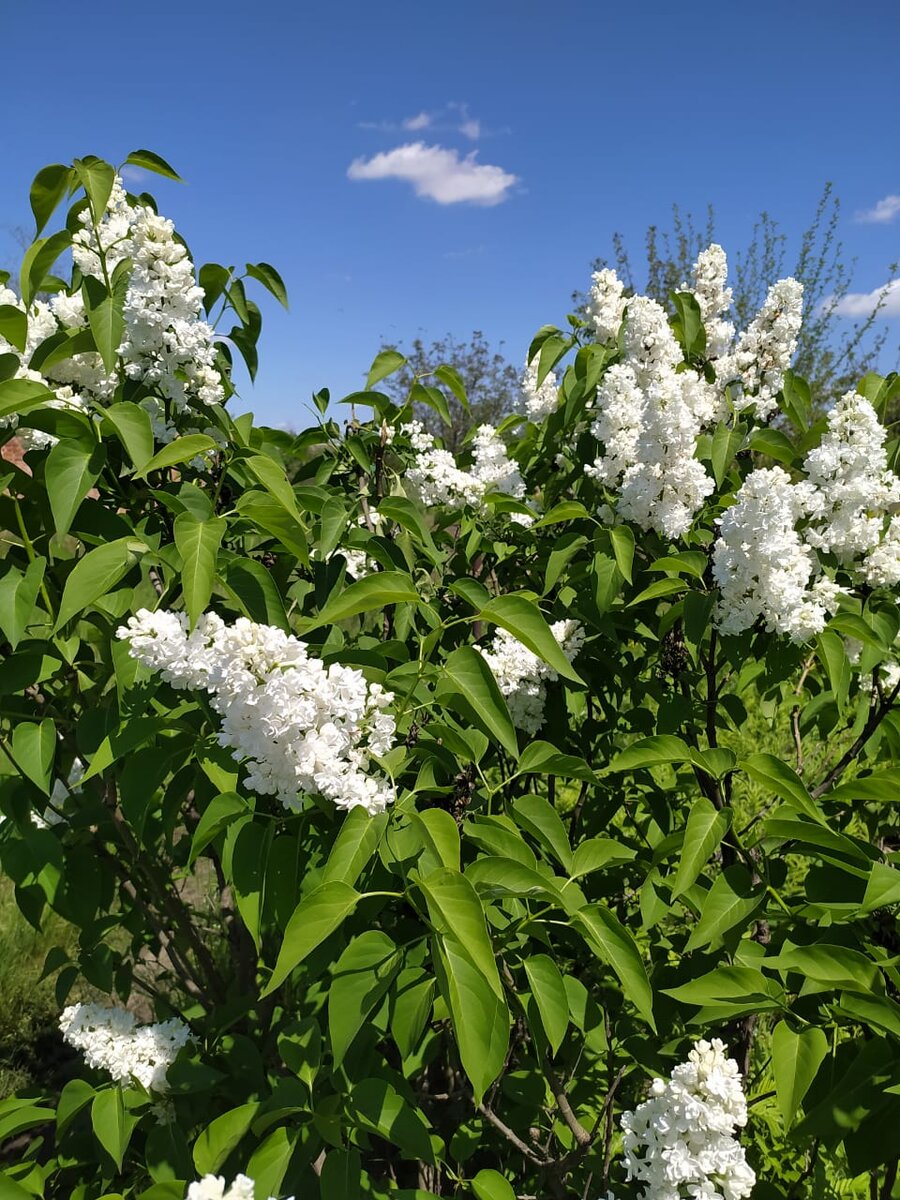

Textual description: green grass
[0,879,79,1099]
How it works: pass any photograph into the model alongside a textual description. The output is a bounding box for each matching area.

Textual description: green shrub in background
[0,154,898,1200]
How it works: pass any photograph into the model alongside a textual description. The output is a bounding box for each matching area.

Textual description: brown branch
[792,706,804,775]
[544,1057,592,1147]
[477,1102,548,1166]
[811,678,900,799]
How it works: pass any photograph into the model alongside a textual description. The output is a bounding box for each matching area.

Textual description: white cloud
[832,279,900,318]
[855,194,900,224]
[459,118,481,140]
[347,142,518,206]
[402,111,432,131]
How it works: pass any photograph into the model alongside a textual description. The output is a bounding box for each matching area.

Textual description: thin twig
[811,679,900,799]
[477,1103,548,1165]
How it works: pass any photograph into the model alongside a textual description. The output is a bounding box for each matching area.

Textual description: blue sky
[1,0,898,427]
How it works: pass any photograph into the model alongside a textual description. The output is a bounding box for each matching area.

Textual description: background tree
[573,184,898,401]
[377,329,521,451]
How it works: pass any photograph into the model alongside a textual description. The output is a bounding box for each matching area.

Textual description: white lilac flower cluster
[59,1003,189,1093]
[713,390,900,640]
[117,609,396,814]
[521,357,558,421]
[0,284,88,449]
[482,620,584,734]
[0,176,224,452]
[403,420,533,524]
[187,1175,292,1200]
[618,1038,755,1200]
[66,177,225,439]
[581,246,802,539]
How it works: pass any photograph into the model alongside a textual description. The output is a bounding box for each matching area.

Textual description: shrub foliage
[0,155,899,1200]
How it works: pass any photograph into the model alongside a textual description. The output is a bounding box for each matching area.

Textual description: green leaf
[413,808,461,872]
[608,735,692,773]
[740,753,825,825]
[434,364,469,409]
[609,524,635,583]
[245,262,288,308]
[0,557,46,648]
[838,991,900,1039]
[439,646,518,758]
[817,629,851,708]
[245,1126,297,1199]
[570,837,636,876]
[350,1077,434,1162]
[124,149,182,181]
[235,494,310,568]
[137,436,218,477]
[0,376,55,420]
[91,1088,134,1173]
[82,273,128,372]
[28,326,97,372]
[781,370,812,431]
[174,513,226,627]
[471,1170,516,1200]
[20,229,71,306]
[74,157,116,222]
[304,570,419,632]
[46,435,104,536]
[862,863,900,911]
[0,305,27,352]
[510,793,573,872]
[476,594,582,684]
[435,935,510,1103]
[231,821,269,952]
[320,1149,362,1200]
[189,792,251,865]
[685,865,763,952]
[322,808,389,886]
[30,163,73,235]
[627,578,688,607]
[747,427,797,465]
[192,1102,260,1174]
[517,741,600,784]
[830,768,900,806]
[219,557,289,632]
[411,381,451,426]
[200,263,232,313]
[767,944,878,991]
[329,931,400,1065]
[574,904,655,1027]
[366,349,406,390]
[102,402,155,471]
[671,797,732,898]
[263,881,359,995]
[55,537,141,630]
[11,719,56,795]
[419,868,502,997]
[278,1018,320,1091]
[663,965,783,1011]
[710,421,745,486]
[670,292,706,357]
[466,857,561,904]
[376,495,441,558]
[523,955,569,1054]
[533,501,592,528]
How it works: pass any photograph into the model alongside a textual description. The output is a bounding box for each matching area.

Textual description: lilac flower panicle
[59,1003,189,1093]
[187,1175,293,1200]
[619,1039,756,1200]
[482,619,584,734]
[118,610,396,814]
